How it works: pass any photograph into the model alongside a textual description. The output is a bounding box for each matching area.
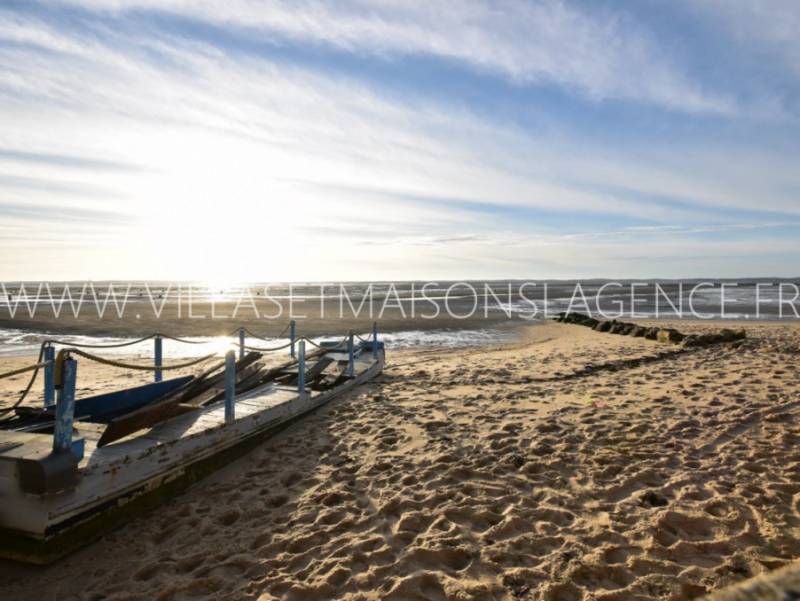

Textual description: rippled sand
[1,321,799,600]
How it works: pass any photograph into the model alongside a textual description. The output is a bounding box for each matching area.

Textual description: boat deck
[12,353,364,460]
[0,333,384,563]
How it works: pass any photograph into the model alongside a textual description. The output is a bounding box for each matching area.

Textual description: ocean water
[0,326,521,358]
[1,279,798,320]
[1,279,798,357]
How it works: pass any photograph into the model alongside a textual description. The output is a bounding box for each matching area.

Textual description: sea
[0,279,798,357]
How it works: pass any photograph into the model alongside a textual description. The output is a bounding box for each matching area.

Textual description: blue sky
[0,0,799,281]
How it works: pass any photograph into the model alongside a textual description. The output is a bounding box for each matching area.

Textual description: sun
[202,279,244,303]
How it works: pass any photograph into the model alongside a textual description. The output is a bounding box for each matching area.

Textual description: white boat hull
[0,349,383,563]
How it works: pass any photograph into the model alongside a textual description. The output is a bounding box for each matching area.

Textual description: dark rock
[629,326,647,337]
[719,328,746,342]
[683,333,717,347]
[609,322,627,334]
[644,327,660,340]
[561,312,599,328]
[656,328,684,343]
[595,321,612,332]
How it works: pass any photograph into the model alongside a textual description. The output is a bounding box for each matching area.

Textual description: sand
[1,321,799,600]
[702,558,800,600]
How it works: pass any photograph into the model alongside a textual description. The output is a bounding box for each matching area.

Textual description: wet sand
[1,321,799,600]
[0,298,516,338]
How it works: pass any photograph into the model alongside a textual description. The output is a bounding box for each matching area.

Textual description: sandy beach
[1,320,799,600]
[5,0,800,597]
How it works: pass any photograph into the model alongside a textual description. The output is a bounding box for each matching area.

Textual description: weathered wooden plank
[96,353,263,447]
[73,376,194,423]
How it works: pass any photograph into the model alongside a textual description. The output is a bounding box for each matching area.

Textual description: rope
[300,336,348,350]
[0,324,355,415]
[0,343,49,415]
[0,359,50,381]
[243,340,294,352]
[45,333,155,349]
[47,333,220,347]
[63,349,217,372]
[157,333,212,345]
[0,322,295,419]
[42,323,296,350]
[239,323,291,342]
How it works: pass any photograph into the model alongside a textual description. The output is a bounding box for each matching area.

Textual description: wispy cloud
[686,0,800,76]
[51,0,742,115]
[0,147,147,172]
[0,200,137,224]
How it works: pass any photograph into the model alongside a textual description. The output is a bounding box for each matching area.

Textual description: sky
[0,0,799,282]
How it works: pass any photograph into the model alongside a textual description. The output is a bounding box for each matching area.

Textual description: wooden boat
[0,338,384,563]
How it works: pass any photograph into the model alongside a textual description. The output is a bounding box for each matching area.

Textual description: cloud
[0,200,136,224]
[0,173,127,199]
[0,3,798,279]
[685,0,800,76]
[0,147,147,172]
[50,0,739,115]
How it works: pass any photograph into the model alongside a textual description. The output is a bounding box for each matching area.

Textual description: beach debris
[554,313,746,347]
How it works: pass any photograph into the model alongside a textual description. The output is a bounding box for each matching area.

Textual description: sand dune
[1,321,799,600]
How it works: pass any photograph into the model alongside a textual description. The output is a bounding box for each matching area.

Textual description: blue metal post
[347,331,354,377]
[290,320,296,358]
[297,340,305,394]
[224,350,235,424]
[43,345,55,407]
[53,357,77,453]
[238,327,245,360]
[372,321,378,360]
[154,336,163,383]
